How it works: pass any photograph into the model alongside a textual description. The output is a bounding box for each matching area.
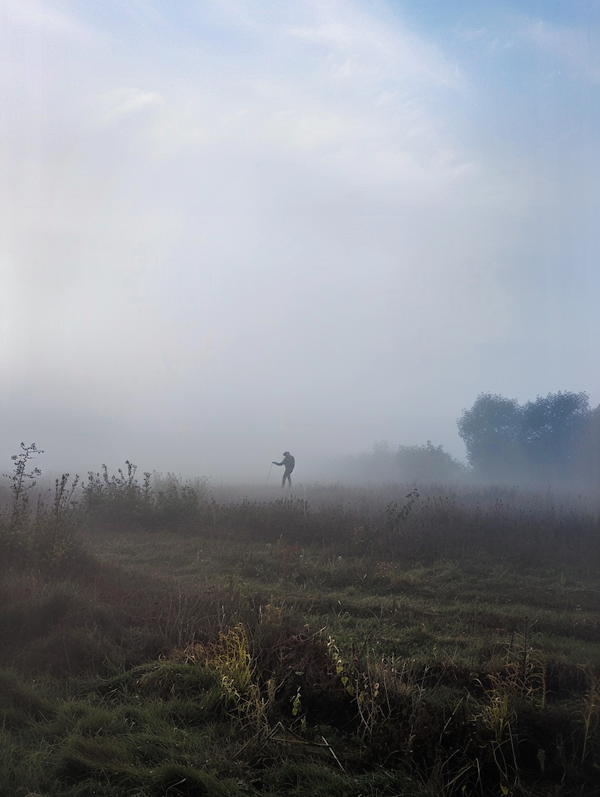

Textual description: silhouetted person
[273,451,295,487]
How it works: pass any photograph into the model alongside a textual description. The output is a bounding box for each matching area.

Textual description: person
[273,451,295,487]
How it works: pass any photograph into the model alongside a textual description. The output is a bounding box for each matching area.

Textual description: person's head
[283,451,290,456]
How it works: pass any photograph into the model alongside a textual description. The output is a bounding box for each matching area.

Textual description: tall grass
[1,453,600,795]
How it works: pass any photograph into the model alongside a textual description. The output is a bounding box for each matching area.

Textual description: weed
[3,442,43,531]
[581,672,600,763]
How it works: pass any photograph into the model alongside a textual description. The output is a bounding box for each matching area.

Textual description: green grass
[1,475,600,795]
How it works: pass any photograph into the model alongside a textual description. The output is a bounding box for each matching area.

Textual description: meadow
[1,454,600,796]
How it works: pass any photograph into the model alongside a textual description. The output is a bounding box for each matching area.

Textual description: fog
[2,0,600,482]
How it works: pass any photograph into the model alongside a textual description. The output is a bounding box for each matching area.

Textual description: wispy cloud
[96,88,165,125]
[286,5,461,89]
[105,0,476,195]
[520,19,600,83]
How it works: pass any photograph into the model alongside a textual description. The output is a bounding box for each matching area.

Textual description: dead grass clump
[22,627,122,678]
[0,587,74,644]
[543,661,591,697]
[148,764,240,797]
[0,569,174,678]
[255,624,345,724]
[0,668,55,727]
[131,661,222,702]
[55,736,138,783]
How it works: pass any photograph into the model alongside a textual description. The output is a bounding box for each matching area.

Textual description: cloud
[96,88,165,125]
[286,16,459,89]
[520,19,600,83]
[103,0,478,200]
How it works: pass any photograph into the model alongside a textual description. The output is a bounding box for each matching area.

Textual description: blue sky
[1,0,599,478]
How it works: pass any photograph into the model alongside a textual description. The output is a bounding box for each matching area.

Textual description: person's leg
[281,471,286,487]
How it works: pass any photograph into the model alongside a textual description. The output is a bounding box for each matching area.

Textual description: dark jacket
[274,454,295,472]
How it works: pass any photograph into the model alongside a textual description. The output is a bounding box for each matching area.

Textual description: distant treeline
[336,391,600,487]
[333,440,467,484]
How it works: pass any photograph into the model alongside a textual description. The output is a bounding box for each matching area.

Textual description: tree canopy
[456,393,523,478]
[457,391,593,484]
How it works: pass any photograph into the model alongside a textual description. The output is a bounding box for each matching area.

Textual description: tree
[458,391,593,485]
[520,392,591,479]
[574,404,600,490]
[457,393,524,479]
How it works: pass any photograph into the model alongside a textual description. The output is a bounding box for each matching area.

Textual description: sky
[1,0,600,481]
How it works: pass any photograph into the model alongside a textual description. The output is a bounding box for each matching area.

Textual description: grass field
[1,465,600,796]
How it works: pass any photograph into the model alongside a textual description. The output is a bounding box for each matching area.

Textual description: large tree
[520,392,591,479]
[458,391,593,484]
[574,404,600,490]
[457,393,525,479]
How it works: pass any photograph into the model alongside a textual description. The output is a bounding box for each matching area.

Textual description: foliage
[576,404,600,491]
[395,441,467,483]
[457,393,523,478]
[0,444,83,570]
[3,442,44,531]
[332,440,467,484]
[520,391,590,477]
[458,390,596,484]
[82,463,210,530]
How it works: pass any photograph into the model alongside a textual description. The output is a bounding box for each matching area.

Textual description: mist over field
[5,8,600,794]
[2,0,600,484]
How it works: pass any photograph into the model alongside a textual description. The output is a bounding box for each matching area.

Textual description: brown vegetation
[1,454,600,795]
